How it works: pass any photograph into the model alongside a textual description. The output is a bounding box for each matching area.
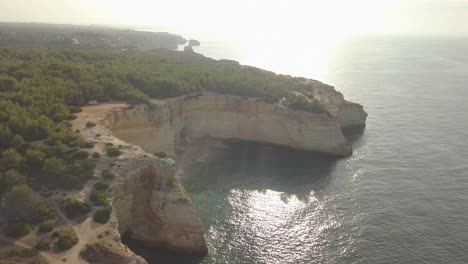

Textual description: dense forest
[0,47,326,238]
[0,22,186,51]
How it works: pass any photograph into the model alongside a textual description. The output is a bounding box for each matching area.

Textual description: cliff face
[69,89,366,263]
[70,103,207,264]
[107,93,367,157]
[112,161,207,254]
[301,79,367,130]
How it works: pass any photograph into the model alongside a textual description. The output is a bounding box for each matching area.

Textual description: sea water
[131,34,468,264]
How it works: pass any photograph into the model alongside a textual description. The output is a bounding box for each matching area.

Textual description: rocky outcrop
[303,83,367,131]
[107,93,367,157]
[188,39,200,46]
[70,103,208,263]
[112,160,207,254]
[183,45,194,52]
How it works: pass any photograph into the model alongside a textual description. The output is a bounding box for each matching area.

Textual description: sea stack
[183,45,194,52]
[188,39,201,46]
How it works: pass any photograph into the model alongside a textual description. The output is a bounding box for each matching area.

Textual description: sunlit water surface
[129,33,468,264]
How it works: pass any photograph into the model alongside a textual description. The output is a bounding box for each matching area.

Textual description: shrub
[21,248,39,258]
[92,152,100,159]
[6,248,39,258]
[154,152,167,158]
[35,239,51,251]
[63,200,91,218]
[102,169,116,180]
[89,190,107,206]
[2,185,36,222]
[30,198,57,224]
[67,114,77,120]
[0,149,24,172]
[57,235,78,250]
[51,231,61,238]
[2,185,56,224]
[81,142,95,149]
[38,221,54,233]
[94,181,109,191]
[106,147,122,157]
[71,150,89,159]
[105,143,113,147]
[69,106,83,113]
[4,223,32,237]
[86,121,96,128]
[0,169,26,194]
[93,206,112,224]
[284,93,326,114]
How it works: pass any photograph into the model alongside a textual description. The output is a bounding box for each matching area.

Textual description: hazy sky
[1,0,467,38]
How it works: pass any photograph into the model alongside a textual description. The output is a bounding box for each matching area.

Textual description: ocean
[133,33,468,263]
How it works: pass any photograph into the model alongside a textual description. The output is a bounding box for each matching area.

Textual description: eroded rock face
[300,81,367,130]
[74,88,366,262]
[80,241,148,264]
[183,45,194,52]
[107,93,367,157]
[71,104,208,262]
[112,160,207,254]
[188,39,200,46]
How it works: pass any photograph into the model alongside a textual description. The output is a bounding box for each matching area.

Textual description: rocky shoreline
[66,87,366,263]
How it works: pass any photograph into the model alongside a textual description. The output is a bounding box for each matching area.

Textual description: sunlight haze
[1,0,468,264]
[1,0,467,39]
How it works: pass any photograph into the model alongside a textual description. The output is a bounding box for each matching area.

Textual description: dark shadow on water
[184,141,341,201]
[121,233,205,264]
[342,125,366,142]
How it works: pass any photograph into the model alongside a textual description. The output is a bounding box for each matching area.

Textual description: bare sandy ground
[71,102,127,132]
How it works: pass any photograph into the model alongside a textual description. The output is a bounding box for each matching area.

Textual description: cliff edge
[68,85,366,263]
[69,103,208,264]
[108,92,366,157]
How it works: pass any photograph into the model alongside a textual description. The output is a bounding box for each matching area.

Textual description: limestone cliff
[68,87,365,263]
[106,93,367,157]
[300,79,367,130]
[70,103,208,264]
[112,161,207,254]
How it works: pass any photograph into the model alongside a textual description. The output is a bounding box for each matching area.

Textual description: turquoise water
[134,35,468,263]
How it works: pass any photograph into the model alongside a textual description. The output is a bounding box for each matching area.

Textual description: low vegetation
[0,247,39,259]
[35,239,51,251]
[89,190,108,206]
[86,121,96,128]
[1,185,56,237]
[51,231,61,238]
[101,169,116,180]
[284,93,326,114]
[38,221,54,233]
[154,152,167,158]
[2,185,56,223]
[57,234,78,250]
[93,206,112,224]
[3,222,32,237]
[106,146,122,157]
[63,199,91,218]
[94,181,109,191]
